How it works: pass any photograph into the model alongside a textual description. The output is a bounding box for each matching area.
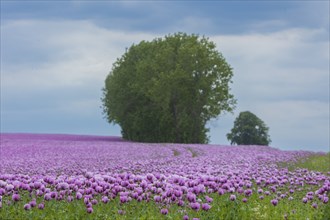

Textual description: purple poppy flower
[36,190,43,197]
[67,196,74,202]
[118,210,125,215]
[175,190,183,197]
[218,189,225,195]
[244,189,252,197]
[323,197,329,204]
[95,186,103,193]
[312,203,317,209]
[24,203,31,210]
[171,194,177,202]
[120,195,128,203]
[160,208,168,215]
[246,182,252,188]
[307,191,314,196]
[6,184,14,191]
[29,200,37,207]
[38,203,44,210]
[34,182,42,189]
[85,188,93,195]
[187,193,196,203]
[85,172,93,179]
[102,196,109,204]
[302,197,308,203]
[86,207,93,214]
[259,196,264,200]
[230,194,236,201]
[205,196,213,203]
[178,200,184,206]
[76,192,82,200]
[84,197,90,205]
[183,215,189,220]
[229,187,235,193]
[242,198,248,203]
[0,181,6,188]
[131,192,138,199]
[56,195,63,201]
[44,193,51,201]
[91,199,98,205]
[86,202,92,208]
[154,195,161,203]
[271,199,278,206]
[190,202,200,211]
[58,182,69,190]
[12,194,20,202]
[50,192,57,199]
[237,188,244,194]
[202,203,211,211]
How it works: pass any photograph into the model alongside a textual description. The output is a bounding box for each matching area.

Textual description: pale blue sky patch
[1,1,329,152]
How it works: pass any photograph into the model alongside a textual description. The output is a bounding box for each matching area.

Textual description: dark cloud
[1,1,329,151]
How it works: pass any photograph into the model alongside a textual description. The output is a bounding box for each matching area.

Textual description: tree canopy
[102,32,236,143]
[227,111,271,146]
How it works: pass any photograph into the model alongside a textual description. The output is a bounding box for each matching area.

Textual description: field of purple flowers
[0,133,329,219]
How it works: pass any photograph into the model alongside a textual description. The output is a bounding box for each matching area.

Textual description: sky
[1,1,329,152]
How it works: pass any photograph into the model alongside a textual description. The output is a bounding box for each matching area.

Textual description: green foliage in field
[279,153,330,173]
[294,153,329,173]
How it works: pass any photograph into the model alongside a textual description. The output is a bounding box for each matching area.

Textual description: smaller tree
[227,111,271,146]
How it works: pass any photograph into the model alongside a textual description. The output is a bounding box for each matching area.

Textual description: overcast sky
[1,1,329,152]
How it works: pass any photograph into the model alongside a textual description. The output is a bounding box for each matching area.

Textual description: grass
[292,153,329,173]
[278,153,330,173]
[172,149,181,157]
[1,153,329,220]
[186,147,199,157]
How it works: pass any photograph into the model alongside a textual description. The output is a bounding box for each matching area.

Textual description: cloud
[173,16,215,34]
[1,19,159,135]
[208,28,329,151]
[248,20,288,32]
[1,20,158,89]
[1,18,328,151]
[294,1,329,29]
[211,28,328,101]
[256,100,329,151]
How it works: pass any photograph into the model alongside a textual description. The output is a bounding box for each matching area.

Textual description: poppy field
[0,133,329,219]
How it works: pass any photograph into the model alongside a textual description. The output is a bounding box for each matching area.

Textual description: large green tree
[227,111,271,146]
[102,33,236,143]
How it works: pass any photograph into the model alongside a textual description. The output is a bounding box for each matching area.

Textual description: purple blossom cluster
[0,133,329,215]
